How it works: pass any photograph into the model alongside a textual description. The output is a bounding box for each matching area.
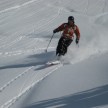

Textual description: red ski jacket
[54,23,80,40]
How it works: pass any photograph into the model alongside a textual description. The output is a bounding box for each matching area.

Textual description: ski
[46,60,61,66]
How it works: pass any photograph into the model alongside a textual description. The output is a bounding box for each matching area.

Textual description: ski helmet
[68,16,74,21]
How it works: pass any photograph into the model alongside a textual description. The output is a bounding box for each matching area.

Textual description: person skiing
[53,16,80,56]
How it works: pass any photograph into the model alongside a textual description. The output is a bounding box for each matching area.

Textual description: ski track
[0,34,20,48]
[32,7,62,33]
[0,6,61,49]
[0,36,25,49]
[0,1,59,52]
[0,46,55,57]
[0,7,47,50]
[1,64,63,108]
[0,66,33,93]
[0,0,108,107]
[0,5,47,46]
[19,67,38,93]
[0,3,63,108]
[0,7,61,57]
[0,0,44,14]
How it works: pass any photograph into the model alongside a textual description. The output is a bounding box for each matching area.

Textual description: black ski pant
[56,37,72,56]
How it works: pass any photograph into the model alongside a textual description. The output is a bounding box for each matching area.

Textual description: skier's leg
[56,37,64,56]
[62,38,72,55]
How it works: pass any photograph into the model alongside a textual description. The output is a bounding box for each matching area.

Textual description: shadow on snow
[0,51,56,70]
[25,84,108,108]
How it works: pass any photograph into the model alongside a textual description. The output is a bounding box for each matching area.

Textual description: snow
[0,0,108,108]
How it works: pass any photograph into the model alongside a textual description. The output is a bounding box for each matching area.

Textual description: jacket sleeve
[74,25,80,40]
[54,23,65,32]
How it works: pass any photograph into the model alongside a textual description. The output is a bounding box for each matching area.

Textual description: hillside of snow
[0,0,108,108]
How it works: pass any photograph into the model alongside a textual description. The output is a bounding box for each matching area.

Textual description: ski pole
[45,33,54,52]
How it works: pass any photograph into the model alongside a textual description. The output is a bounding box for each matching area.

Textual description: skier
[53,16,80,57]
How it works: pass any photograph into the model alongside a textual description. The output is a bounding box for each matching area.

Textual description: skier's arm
[74,25,80,44]
[53,23,65,33]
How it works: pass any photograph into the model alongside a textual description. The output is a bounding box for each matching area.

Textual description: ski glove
[75,38,79,44]
[53,29,57,33]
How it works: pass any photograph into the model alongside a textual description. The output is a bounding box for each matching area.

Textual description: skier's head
[68,16,74,25]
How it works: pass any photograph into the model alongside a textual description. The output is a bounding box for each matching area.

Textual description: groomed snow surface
[0,0,108,108]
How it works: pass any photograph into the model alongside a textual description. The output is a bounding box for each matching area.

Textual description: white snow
[0,0,108,108]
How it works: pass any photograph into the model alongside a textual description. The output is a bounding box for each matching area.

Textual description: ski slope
[0,0,108,108]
